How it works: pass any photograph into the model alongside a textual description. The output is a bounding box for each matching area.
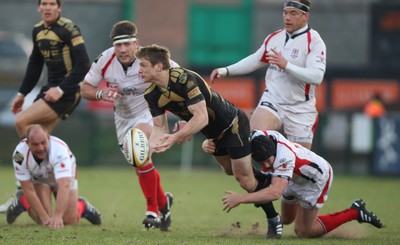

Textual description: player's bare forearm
[53,178,71,219]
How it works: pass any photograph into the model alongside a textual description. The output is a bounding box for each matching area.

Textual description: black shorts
[213,109,251,159]
[35,86,81,120]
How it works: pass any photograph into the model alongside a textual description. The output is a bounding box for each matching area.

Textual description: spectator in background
[1,0,90,214]
[364,93,386,118]
[210,0,326,150]
[6,125,101,228]
[80,21,174,231]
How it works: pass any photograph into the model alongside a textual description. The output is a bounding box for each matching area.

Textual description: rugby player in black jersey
[2,0,90,216]
[136,44,282,239]
[11,0,90,136]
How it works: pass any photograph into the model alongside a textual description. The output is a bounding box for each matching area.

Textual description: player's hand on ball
[154,133,176,153]
[202,139,216,154]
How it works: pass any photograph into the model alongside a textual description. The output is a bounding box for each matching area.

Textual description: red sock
[77,199,85,218]
[154,169,167,210]
[137,163,158,214]
[20,194,30,210]
[316,208,358,233]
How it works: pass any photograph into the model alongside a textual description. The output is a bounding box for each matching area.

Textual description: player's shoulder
[93,47,115,64]
[170,68,189,85]
[309,28,324,41]
[12,139,28,165]
[57,17,77,30]
[33,20,45,29]
[49,136,69,151]
[265,29,285,40]
[144,83,158,96]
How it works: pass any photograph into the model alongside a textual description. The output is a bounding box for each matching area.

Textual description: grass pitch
[0,166,399,245]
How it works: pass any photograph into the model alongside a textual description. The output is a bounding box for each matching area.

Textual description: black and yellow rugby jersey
[19,16,90,96]
[144,68,238,138]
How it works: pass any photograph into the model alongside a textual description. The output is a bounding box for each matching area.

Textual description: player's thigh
[63,189,79,225]
[213,155,233,175]
[294,206,320,237]
[230,154,257,191]
[34,184,53,215]
[250,106,281,131]
[16,99,58,126]
[281,201,298,225]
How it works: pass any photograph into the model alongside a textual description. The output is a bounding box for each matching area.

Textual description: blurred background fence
[1,0,399,175]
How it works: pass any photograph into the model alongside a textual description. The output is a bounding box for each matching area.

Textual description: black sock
[253,166,279,219]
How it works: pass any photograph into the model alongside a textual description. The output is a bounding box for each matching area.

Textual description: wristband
[95,90,104,100]
[217,67,227,77]
[56,86,64,95]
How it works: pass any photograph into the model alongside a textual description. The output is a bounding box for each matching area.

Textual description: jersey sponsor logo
[121,86,143,96]
[188,87,201,99]
[178,73,188,84]
[290,48,299,59]
[71,36,84,46]
[186,80,195,90]
[13,151,24,165]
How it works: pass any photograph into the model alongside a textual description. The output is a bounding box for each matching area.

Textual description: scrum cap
[284,0,310,13]
[251,130,277,162]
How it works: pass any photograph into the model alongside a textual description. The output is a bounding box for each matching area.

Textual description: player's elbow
[309,68,325,85]
[270,192,282,201]
[200,114,208,128]
[79,82,91,99]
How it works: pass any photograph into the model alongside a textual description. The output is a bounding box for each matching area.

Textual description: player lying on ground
[203,130,383,238]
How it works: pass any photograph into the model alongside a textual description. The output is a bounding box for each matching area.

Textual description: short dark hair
[38,0,61,6]
[135,44,171,70]
[110,20,137,39]
[299,0,311,8]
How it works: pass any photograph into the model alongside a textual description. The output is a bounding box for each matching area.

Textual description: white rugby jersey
[252,130,330,185]
[84,47,150,119]
[84,47,179,119]
[258,26,326,106]
[12,136,76,183]
[85,47,179,144]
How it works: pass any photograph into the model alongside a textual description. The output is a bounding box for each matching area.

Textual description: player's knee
[220,166,233,176]
[235,175,256,192]
[294,227,314,238]
[281,215,294,225]
[14,117,27,137]
[63,213,79,226]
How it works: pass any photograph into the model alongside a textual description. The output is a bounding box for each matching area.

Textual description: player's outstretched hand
[222,190,241,213]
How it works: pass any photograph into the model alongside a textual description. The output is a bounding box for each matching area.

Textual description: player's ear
[156,62,163,72]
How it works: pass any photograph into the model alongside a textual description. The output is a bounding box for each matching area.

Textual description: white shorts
[257,91,318,143]
[281,166,333,209]
[33,178,78,192]
[115,110,153,144]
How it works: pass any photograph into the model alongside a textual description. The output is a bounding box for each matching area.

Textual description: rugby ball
[122,128,150,167]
